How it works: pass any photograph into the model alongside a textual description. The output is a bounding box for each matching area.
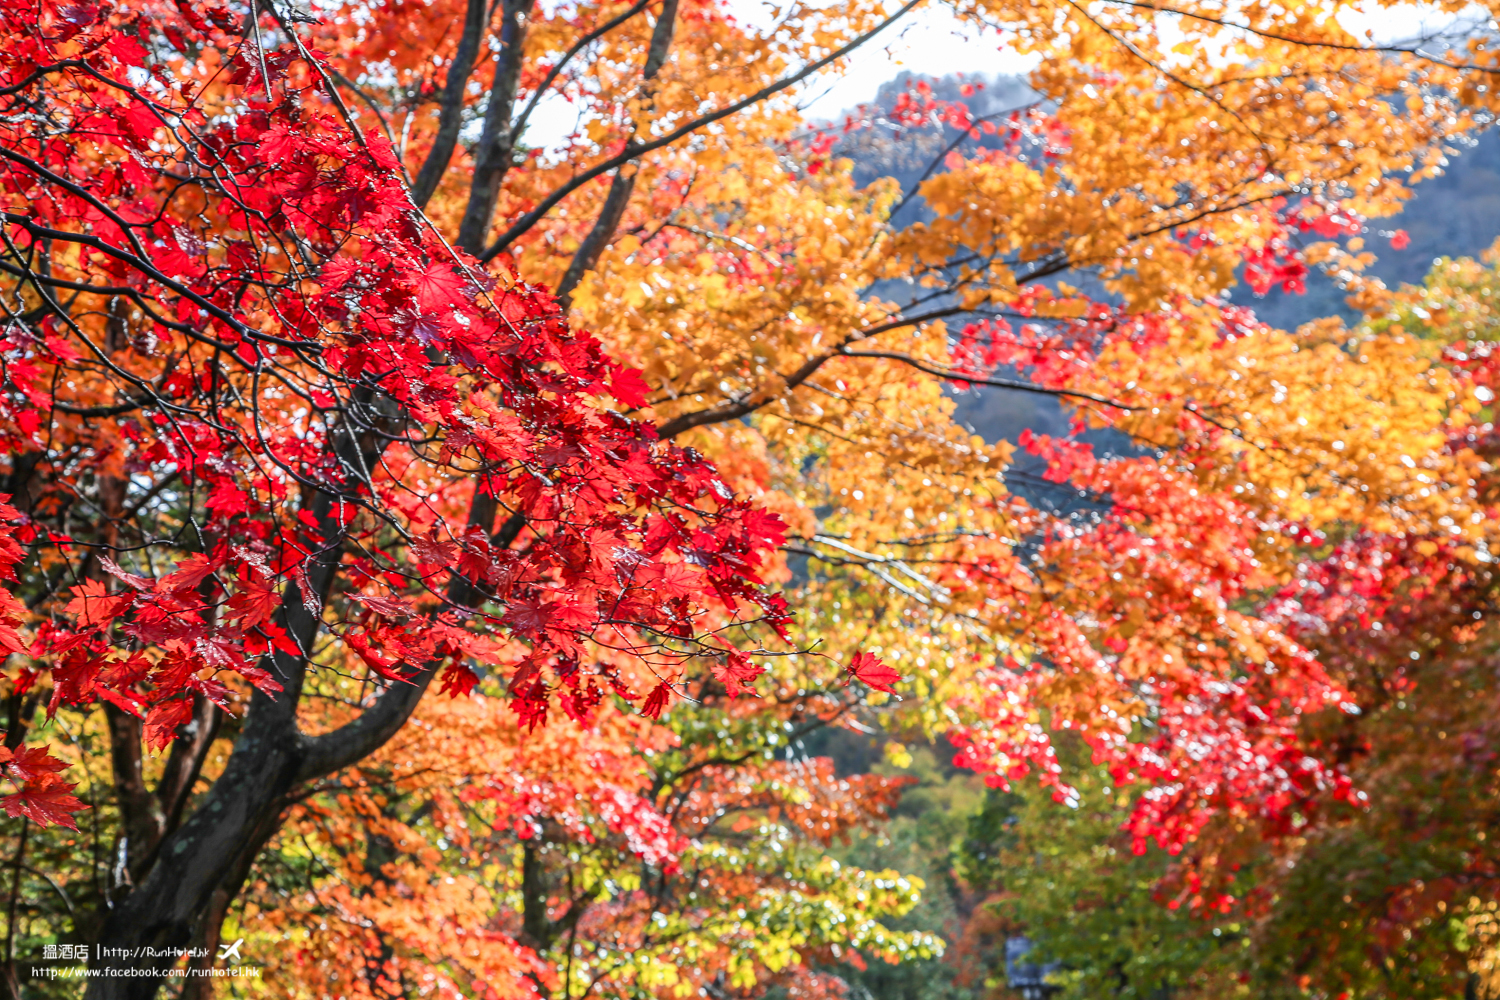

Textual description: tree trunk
[84,683,307,999]
[83,394,390,998]
[455,0,535,255]
[84,450,504,999]
[410,0,490,209]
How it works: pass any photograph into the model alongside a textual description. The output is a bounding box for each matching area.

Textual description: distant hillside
[836,71,1042,200]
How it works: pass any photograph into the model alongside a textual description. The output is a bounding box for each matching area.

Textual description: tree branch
[509,0,653,140]
[555,0,681,306]
[409,0,490,208]
[478,0,923,260]
[294,490,514,781]
[838,348,1140,410]
[1097,0,1500,75]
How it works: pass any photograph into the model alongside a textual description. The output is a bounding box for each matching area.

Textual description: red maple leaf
[438,662,480,698]
[503,597,551,637]
[741,508,788,548]
[409,262,469,311]
[609,367,651,408]
[1390,229,1411,250]
[0,745,70,782]
[544,599,597,638]
[847,652,901,694]
[584,529,623,576]
[353,592,415,618]
[414,532,458,568]
[99,555,153,591]
[711,652,765,697]
[0,618,28,656]
[641,681,673,719]
[2,773,84,830]
[511,681,549,731]
[143,697,195,752]
[650,562,703,600]
[160,552,219,592]
[344,629,416,683]
[227,575,279,628]
[205,478,250,518]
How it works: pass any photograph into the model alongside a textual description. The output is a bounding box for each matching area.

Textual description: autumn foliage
[961,245,1500,999]
[3,0,1500,995]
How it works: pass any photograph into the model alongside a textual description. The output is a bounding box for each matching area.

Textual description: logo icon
[217,938,244,962]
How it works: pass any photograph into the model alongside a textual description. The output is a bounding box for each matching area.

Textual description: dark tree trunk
[84,655,315,998]
[409,0,490,210]
[83,429,504,998]
[455,0,535,255]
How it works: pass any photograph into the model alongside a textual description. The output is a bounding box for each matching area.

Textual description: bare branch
[456,0,536,254]
[509,0,654,139]
[555,0,681,305]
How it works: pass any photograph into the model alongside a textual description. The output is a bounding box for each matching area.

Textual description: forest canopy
[0,0,1498,996]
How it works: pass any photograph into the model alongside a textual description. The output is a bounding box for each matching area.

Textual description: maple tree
[953,245,1500,1000]
[958,753,1246,999]
[0,0,794,993]
[3,0,1500,994]
[1201,245,1500,1000]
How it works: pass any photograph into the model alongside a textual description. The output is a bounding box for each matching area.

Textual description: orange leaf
[63,579,133,630]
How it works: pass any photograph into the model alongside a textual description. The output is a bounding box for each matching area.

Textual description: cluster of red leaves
[0,0,800,827]
[467,767,686,871]
[875,85,1069,162]
[0,501,82,828]
[886,81,979,132]
[815,84,1063,180]
[948,665,1070,793]
[777,967,853,999]
[948,453,1356,855]
[671,756,911,848]
[1240,197,1372,297]
[893,243,1401,856]
[949,302,1173,400]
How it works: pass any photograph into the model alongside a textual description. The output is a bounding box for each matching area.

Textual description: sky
[520,0,1037,149]
[521,0,1495,149]
[783,0,1493,119]
[779,3,1038,120]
